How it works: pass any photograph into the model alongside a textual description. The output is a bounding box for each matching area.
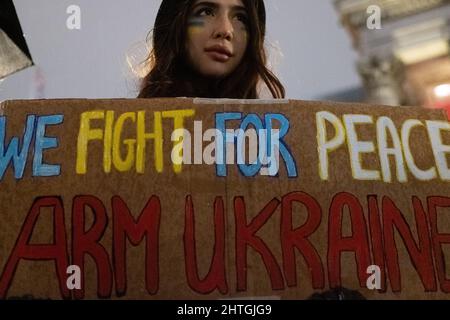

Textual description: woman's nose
[213,15,234,41]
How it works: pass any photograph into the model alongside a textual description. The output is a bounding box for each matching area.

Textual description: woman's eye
[196,7,214,16]
[236,13,248,25]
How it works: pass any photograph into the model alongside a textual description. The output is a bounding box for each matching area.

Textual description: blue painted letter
[265,114,297,177]
[33,115,64,177]
[0,115,35,180]
[215,112,241,176]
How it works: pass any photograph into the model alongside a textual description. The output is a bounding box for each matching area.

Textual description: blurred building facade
[335,0,450,109]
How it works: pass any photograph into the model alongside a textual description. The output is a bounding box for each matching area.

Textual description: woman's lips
[205,50,231,62]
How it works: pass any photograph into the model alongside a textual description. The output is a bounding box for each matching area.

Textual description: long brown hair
[138,0,285,99]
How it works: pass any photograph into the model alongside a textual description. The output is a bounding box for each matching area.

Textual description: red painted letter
[428,196,450,293]
[0,196,70,299]
[382,196,436,292]
[328,192,371,288]
[112,195,161,296]
[367,195,386,291]
[281,192,324,289]
[234,196,284,291]
[184,195,228,294]
[72,195,112,299]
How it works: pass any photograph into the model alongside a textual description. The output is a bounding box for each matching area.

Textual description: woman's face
[185,0,249,78]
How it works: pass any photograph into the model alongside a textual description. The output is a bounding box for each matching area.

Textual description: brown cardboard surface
[0,98,449,300]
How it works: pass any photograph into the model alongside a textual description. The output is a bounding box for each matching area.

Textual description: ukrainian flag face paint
[186,0,249,78]
[187,17,206,36]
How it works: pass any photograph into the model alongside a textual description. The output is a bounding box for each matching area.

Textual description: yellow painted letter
[162,109,195,173]
[113,112,136,172]
[427,120,450,181]
[376,116,407,183]
[316,111,345,180]
[344,114,380,181]
[402,120,436,181]
[136,111,163,173]
[76,111,105,174]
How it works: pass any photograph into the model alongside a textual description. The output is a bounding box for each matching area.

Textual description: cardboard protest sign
[0,98,449,300]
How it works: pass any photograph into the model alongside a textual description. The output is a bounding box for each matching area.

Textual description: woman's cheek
[237,29,248,45]
[236,33,248,55]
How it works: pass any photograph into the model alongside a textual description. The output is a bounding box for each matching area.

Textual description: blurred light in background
[430,83,450,112]
[433,83,450,98]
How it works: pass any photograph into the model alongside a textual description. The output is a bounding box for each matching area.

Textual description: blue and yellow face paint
[187,17,205,36]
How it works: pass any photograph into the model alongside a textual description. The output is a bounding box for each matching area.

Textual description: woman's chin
[197,64,234,79]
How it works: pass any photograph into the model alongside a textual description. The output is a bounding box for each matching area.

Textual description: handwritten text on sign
[0,99,449,299]
[1,110,449,181]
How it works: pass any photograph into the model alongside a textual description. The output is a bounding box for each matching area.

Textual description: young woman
[138,0,285,99]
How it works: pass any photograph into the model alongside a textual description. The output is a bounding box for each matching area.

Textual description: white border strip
[193,98,289,104]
